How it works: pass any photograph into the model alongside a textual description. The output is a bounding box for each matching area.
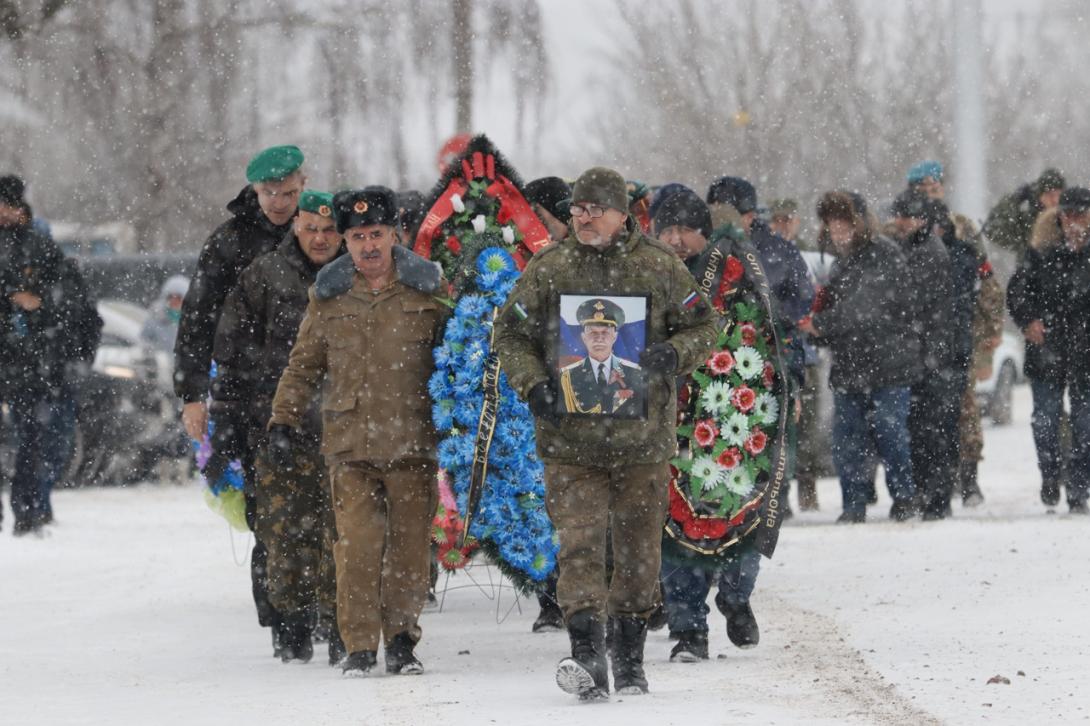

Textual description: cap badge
[318,205,331,217]
[353,200,369,214]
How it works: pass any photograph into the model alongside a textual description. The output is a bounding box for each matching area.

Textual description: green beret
[298,190,334,217]
[246,145,304,183]
[577,298,625,328]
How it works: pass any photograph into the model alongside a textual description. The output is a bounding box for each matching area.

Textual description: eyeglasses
[570,203,607,219]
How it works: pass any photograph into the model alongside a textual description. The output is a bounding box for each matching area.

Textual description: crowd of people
[4,139,1087,701]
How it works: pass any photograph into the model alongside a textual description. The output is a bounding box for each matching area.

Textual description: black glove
[527,381,561,427]
[202,448,232,487]
[639,342,678,375]
[209,401,245,459]
[267,424,296,470]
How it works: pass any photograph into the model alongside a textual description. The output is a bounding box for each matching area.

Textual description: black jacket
[211,232,341,439]
[899,226,959,374]
[937,224,981,371]
[173,186,291,402]
[811,235,921,392]
[1007,220,1090,383]
[0,223,78,399]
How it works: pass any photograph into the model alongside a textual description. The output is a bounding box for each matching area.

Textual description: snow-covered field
[3,386,1087,725]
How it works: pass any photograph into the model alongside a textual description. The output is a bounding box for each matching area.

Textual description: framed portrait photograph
[555,293,650,420]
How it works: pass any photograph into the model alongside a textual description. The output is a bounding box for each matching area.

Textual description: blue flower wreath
[430,246,558,588]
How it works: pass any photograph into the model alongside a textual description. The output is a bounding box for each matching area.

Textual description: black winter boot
[328,626,347,667]
[960,461,984,507]
[532,598,564,633]
[717,596,760,649]
[385,632,424,675]
[341,650,377,677]
[610,616,649,694]
[669,630,709,662]
[556,609,609,701]
[278,611,314,663]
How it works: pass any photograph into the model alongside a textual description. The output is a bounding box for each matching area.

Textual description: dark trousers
[832,386,915,514]
[1031,378,1090,503]
[661,549,761,634]
[242,439,278,629]
[8,395,51,526]
[910,369,968,513]
[40,385,77,519]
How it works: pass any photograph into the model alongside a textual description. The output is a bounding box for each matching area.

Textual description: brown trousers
[329,459,437,654]
[544,461,670,621]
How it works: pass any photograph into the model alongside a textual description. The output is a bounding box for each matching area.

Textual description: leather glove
[639,342,678,375]
[527,381,561,427]
[267,424,296,470]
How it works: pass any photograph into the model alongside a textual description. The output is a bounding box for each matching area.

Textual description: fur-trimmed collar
[314,245,442,300]
[1030,207,1063,252]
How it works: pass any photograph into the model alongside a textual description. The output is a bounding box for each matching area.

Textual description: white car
[975,330,1024,425]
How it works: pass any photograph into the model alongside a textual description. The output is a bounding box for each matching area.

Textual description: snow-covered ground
[3,386,1087,725]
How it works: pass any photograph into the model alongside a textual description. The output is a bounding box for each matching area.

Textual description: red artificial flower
[682,515,729,540]
[740,322,758,346]
[693,419,719,447]
[717,447,742,470]
[724,255,744,283]
[440,545,471,569]
[744,429,768,456]
[707,350,735,375]
[762,361,776,389]
[669,486,691,522]
[731,385,757,413]
[444,235,462,255]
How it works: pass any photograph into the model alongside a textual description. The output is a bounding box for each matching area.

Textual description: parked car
[975,330,1024,426]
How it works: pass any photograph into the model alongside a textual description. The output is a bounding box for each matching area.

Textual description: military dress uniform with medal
[560,298,648,417]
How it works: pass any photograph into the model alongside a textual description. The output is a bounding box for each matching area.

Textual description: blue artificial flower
[428,370,454,401]
[432,399,455,432]
[477,247,516,278]
[455,293,493,321]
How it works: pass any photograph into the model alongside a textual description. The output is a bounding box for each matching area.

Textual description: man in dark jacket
[889,190,969,519]
[211,190,343,663]
[800,192,921,522]
[174,144,306,643]
[0,175,83,535]
[1007,188,1090,513]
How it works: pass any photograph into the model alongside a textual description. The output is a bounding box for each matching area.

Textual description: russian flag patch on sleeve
[683,291,700,309]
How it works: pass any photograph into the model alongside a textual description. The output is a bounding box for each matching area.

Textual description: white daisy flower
[734,346,764,380]
[691,456,728,492]
[726,466,754,497]
[700,380,733,417]
[754,392,779,426]
[720,411,751,447]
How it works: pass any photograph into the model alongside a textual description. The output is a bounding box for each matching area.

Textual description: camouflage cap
[246,145,304,183]
[572,167,629,212]
[297,190,334,218]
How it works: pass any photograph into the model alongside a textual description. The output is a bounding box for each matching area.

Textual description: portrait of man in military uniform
[557,295,649,419]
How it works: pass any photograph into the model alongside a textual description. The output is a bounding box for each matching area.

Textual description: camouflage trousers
[959,385,984,463]
[254,444,337,618]
[544,461,670,622]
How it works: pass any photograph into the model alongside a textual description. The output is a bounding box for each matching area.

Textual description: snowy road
[3,386,1088,725]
